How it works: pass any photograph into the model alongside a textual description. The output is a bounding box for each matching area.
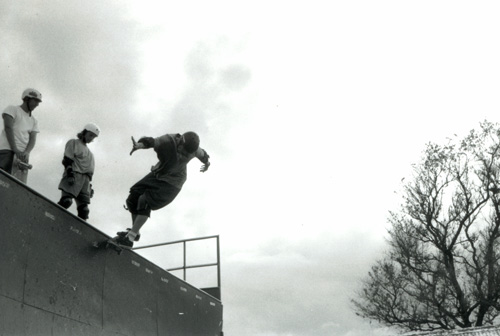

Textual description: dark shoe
[116,228,140,242]
[115,235,134,248]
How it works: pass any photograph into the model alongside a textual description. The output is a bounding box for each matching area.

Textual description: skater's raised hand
[130,136,152,155]
[200,161,210,173]
[130,136,139,155]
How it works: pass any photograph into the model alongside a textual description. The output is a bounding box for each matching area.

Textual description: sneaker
[115,235,134,248]
[116,228,141,242]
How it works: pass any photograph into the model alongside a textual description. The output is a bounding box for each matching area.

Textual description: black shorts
[127,172,180,216]
[0,150,14,174]
[58,172,92,204]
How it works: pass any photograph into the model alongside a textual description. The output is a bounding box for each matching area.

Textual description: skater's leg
[124,193,149,242]
[126,215,148,242]
[77,203,90,220]
[123,176,179,244]
[58,192,73,209]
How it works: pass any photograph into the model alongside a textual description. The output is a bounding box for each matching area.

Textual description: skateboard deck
[95,237,131,255]
[12,158,32,184]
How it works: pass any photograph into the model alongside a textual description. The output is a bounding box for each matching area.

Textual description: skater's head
[78,123,100,143]
[21,88,42,113]
[179,131,200,154]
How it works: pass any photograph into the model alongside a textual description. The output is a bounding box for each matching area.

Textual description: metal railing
[133,235,221,299]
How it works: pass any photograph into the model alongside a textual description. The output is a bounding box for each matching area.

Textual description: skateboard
[17,161,33,170]
[95,237,131,255]
[12,158,32,183]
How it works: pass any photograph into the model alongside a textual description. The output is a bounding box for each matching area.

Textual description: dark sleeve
[154,134,177,164]
[62,156,73,168]
[62,156,74,177]
[197,148,210,164]
[138,137,155,148]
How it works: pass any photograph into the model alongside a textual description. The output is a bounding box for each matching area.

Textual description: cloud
[166,39,253,146]
[219,231,389,336]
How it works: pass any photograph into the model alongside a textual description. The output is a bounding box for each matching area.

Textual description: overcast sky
[2,1,500,335]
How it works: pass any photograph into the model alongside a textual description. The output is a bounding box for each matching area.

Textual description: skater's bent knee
[77,204,90,220]
[58,197,73,209]
[136,207,151,217]
[137,194,148,209]
[126,191,141,214]
[136,194,151,216]
[126,192,151,216]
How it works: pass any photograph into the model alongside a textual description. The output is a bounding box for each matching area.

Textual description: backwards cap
[22,88,42,102]
[84,123,100,136]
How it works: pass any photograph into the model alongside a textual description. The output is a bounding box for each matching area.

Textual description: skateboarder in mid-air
[113,131,210,248]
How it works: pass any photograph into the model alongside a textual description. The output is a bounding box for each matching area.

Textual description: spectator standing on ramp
[57,123,100,221]
[0,88,42,183]
[114,131,210,248]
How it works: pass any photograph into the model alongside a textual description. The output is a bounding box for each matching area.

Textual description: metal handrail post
[133,234,221,299]
[217,236,221,299]
[183,240,187,281]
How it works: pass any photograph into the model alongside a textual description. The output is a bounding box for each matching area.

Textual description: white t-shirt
[0,105,39,151]
[63,139,95,175]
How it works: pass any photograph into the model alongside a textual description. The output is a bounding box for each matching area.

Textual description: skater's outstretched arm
[196,148,210,172]
[130,136,155,155]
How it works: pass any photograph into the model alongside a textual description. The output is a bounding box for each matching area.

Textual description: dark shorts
[59,172,92,204]
[0,150,14,174]
[127,172,180,216]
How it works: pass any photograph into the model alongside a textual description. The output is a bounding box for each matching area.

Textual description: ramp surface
[0,170,223,335]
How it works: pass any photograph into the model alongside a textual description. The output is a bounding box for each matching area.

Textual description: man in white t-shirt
[0,88,42,183]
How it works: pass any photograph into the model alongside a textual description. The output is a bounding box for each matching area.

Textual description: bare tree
[353,121,500,332]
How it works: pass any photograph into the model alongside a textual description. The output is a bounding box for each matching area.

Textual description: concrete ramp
[0,170,223,335]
